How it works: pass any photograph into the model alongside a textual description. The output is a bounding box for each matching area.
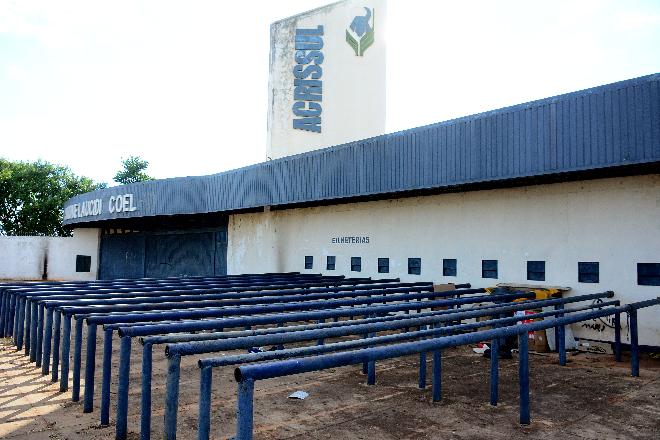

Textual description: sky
[1,0,659,185]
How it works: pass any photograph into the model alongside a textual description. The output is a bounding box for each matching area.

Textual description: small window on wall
[351,257,362,272]
[76,255,91,273]
[578,262,599,283]
[527,261,545,281]
[326,256,336,271]
[378,258,389,273]
[638,263,660,286]
[304,256,313,270]
[482,260,498,279]
[408,258,421,275]
[443,259,457,277]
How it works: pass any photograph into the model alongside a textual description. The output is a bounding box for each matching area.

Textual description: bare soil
[1,333,659,440]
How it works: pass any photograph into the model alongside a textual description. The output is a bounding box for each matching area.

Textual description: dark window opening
[351,257,362,272]
[76,255,92,273]
[482,260,498,279]
[326,256,336,271]
[304,256,313,270]
[378,258,389,273]
[408,258,421,275]
[527,261,545,281]
[578,262,599,283]
[443,258,457,277]
[638,263,660,286]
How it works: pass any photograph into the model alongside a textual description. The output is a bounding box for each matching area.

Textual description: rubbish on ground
[288,391,309,400]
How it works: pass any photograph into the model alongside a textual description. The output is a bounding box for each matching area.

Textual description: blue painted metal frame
[12,275,355,361]
[103,289,476,438]
[232,298,660,440]
[185,296,615,440]
[148,292,610,440]
[4,273,326,342]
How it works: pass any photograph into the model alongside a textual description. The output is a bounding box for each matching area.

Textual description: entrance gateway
[98,218,228,279]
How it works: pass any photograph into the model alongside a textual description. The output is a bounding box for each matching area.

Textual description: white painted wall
[0,228,100,281]
[267,0,386,160]
[228,175,660,345]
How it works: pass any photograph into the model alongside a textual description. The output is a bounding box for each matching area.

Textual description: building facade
[61,73,660,346]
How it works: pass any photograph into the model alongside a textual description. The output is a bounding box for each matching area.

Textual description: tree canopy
[0,159,106,236]
[113,156,153,185]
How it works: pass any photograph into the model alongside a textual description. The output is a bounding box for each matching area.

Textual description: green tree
[113,156,153,185]
[0,159,106,236]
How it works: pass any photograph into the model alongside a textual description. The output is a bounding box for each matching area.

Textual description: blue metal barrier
[185,296,615,440]
[151,292,610,440]
[232,298,660,440]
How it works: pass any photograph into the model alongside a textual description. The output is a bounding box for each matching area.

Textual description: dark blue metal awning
[63,73,660,226]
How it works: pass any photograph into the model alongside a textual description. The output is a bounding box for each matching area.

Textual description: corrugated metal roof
[63,73,660,226]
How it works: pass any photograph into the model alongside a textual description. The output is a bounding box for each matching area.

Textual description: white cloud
[0,0,659,184]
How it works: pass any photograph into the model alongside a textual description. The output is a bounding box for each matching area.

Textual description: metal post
[51,311,61,382]
[4,292,10,335]
[367,325,376,384]
[83,323,97,413]
[0,292,5,337]
[0,293,5,337]
[3,293,10,337]
[24,299,32,355]
[367,357,376,385]
[236,379,255,440]
[60,314,71,392]
[316,318,325,345]
[10,293,17,339]
[35,304,44,367]
[101,328,113,425]
[418,352,427,389]
[140,343,153,440]
[276,322,284,350]
[29,302,39,362]
[490,338,499,406]
[432,349,441,402]
[555,304,566,366]
[164,355,182,440]
[1,292,8,337]
[518,333,530,425]
[116,336,132,440]
[72,317,83,401]
[11,297,19,347]
[553,312,559,352]
[630,308,639,377]
[16,298,25,350]
[360,328,369,374]
[614,312,622,362]
[42,308,54,375]
[198,366,213,440]
[8,293,16,338]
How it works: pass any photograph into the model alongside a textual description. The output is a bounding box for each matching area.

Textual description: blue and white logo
[346,7,375,56]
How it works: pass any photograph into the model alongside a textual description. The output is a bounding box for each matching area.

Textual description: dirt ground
[1,333,659,440]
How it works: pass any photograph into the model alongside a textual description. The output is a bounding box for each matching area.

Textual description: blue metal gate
[99,224,228,279]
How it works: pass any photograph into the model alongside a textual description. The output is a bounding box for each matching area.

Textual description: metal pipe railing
[4,273,331,339]
[3,272,333,339]
[124,287,485,439]
[232,297,660,440]
[191,298,619,440]
[90,284,436,423]
[85,286,479,421]
[23,280,386,372]
[51,287,440,408]
[13,275,353,350]
[2,271,312,308]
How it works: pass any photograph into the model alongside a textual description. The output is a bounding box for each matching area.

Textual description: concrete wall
[227,174,660,345]
[267,0,386,160]
[0,228,100,281]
